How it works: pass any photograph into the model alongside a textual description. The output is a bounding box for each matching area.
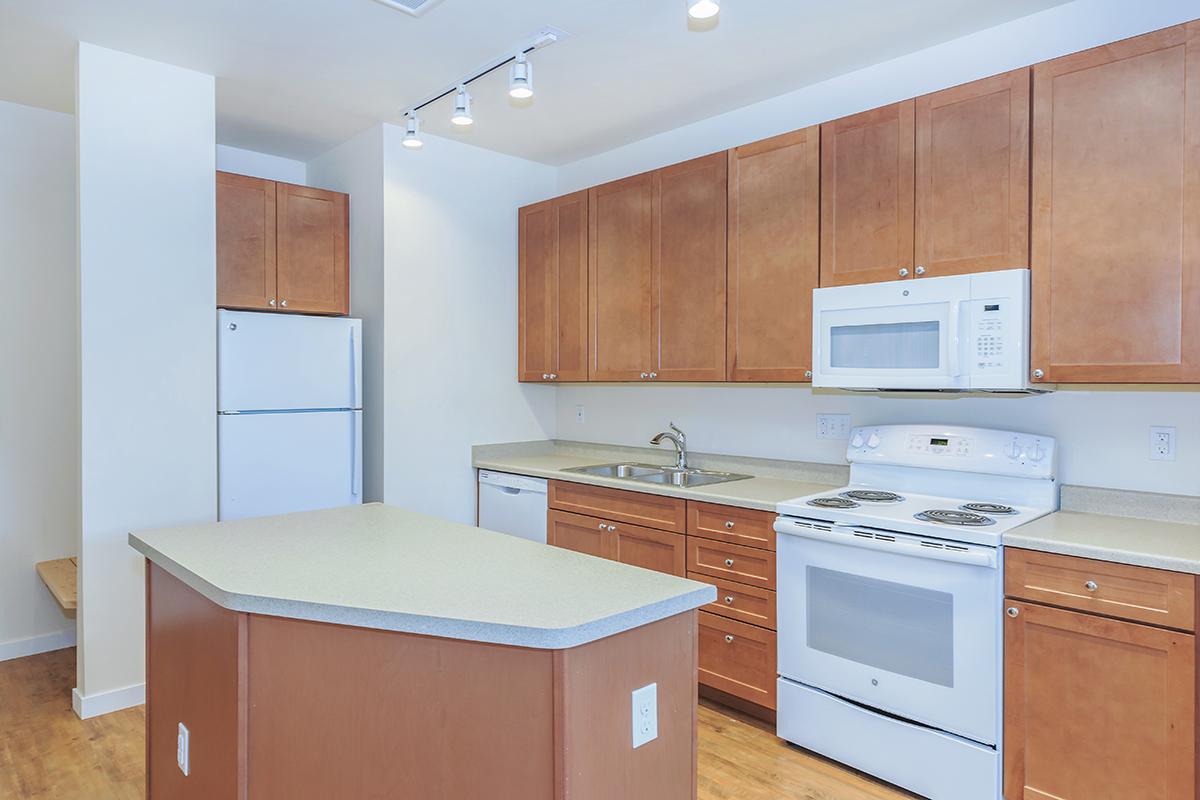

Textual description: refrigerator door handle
[351,411,362,497]
[350,324,359,410]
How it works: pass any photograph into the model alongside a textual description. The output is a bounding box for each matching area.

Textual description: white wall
[380,127,558,522]
[551,0,1200,499]
[216,143,306,184]
[308,125,387,501]
[0,100,79,662]
[76,43,217,717]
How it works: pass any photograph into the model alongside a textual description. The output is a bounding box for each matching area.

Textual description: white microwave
[811,268,1043,393]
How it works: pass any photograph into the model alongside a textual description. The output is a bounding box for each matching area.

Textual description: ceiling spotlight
[687,0,720,20]
[509,52,534,99]
[402,112,423,149]
[451,86,474,126]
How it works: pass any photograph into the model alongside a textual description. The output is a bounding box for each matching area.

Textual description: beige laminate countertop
[129,503,715,649]
[472,452,835,511]
[1005,511,1200,574]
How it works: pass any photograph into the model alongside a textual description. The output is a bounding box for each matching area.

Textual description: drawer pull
[1007,607,1019,618]
[723,595,734,604]
[1084,580,1098,592]
[724,558,735,567]
[724,635,734,643]
[725,521,735,529]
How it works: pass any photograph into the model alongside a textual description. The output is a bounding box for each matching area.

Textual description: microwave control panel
[971,301,1008,372]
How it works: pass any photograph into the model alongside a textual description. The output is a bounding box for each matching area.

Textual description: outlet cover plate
[631,683,657,748]
[1150,426,1176,461]
[817,414,851,440]
[177,722,189,776]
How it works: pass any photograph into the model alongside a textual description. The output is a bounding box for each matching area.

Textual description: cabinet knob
[804,370,813,379]
[915,265,926,276]
[898,268,910,278]
[724,635,734,643]
[268,298,276,307]
[723,595,734,605]
[649,372,658,379]
[1084,580,1098,592]
[543,374,550,380]
[1006,607,1019,618]
[598,522,606,530]
[724,521,735,529]
[640,372,649,380]
[1033,369,1045,380]
[724,558,734,567]
[607,525,616,532]
[280,299,288,308]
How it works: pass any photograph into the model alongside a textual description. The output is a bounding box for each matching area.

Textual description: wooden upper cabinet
[820,101,916,286]
[518,192,588,382]
[589,173,655,381]
[1031,22,1200,383]
[275,183,349,316]
[1004,600,1195,799]
[915,68,1031,278]
[217,172,277,311]
[726,129,820,382]
[653,153,728,381]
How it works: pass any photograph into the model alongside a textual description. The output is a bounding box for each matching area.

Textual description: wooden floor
[1,647,913,799]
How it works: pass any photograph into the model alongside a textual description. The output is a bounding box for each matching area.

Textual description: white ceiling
[0,0,1069,165]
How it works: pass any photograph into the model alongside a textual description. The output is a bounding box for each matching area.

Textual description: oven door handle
[776,521,997,568]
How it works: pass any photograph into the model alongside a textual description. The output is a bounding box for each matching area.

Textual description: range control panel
[847,424,1056,479]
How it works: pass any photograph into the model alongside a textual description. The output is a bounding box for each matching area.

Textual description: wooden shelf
[36,557,77,612]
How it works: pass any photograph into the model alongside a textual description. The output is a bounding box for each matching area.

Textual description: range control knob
[850,432,865,448]
[866,432,881,449]
[1005,440,1023,459]
[1028,443,1045,462]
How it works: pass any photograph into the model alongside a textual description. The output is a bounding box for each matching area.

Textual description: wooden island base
[146,563,698,799]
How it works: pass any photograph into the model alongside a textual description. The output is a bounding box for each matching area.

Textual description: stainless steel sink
[563,463,752,488]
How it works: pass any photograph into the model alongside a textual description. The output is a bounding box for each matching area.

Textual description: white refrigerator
[218,309,363,521]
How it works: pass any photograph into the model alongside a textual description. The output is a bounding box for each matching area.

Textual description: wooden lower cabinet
[548,480,687,533]
[686,536,776,590]
[689,571,775,630]
[547,509,685,576]
[547,509,610,559]
[697,611,776,710]
[1004,564,1198,800]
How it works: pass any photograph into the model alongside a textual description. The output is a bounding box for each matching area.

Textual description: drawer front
[688,571,776,629]
[687,538,776,590]
[687,502,776,550]
[698,611,777,709]
[548,480,686,533]
[1006,548,1195,631]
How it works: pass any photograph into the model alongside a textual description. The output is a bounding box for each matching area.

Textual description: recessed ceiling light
[450,86,473,126]
[687,0,720,20]
[402,113,423,149]
[509,53,534,100]
[369,0,446,17]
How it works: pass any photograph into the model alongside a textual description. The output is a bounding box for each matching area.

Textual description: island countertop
[129,502,715,649]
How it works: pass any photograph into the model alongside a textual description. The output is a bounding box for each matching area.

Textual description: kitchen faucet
[650,423,689,470]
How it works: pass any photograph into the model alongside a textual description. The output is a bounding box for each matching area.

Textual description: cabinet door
[727,129,819,381]
[652,152,727,381]
[1004,600,1195,799]
[547,510,611,560]
[518,192,589,383]
[276,183,349,316]
[1031,23,1200,383]
[610,521,685,576]
[697,611,777,709]
[820,101,915,286]
[589,173,654,381]
[915,68,1030,279]
[217,172,277,311]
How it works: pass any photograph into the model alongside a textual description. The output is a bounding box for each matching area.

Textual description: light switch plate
[177,722,189,776]
[631,683,657,749]
[1150,426,1176,461]
[817,414,851,440]
[575,405,585,424]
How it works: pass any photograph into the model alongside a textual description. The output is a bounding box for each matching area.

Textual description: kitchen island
[129,503,715,800]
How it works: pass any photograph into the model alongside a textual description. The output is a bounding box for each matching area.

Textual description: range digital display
[929,437,950,446]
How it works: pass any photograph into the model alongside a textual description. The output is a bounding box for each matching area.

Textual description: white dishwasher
[477,471,548,543]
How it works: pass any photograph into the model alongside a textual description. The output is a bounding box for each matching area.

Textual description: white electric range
[774,424,1058,800]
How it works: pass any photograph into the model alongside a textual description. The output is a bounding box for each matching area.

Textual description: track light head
[687,0,720,20]
[508,53,534,100]
[451,86,474,126]
[402,112,423,149]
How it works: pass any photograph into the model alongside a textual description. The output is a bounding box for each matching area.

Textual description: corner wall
[76,43,218,717]
[0,99,79,662]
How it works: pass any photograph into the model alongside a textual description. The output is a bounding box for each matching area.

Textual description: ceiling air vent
[369,0,446,16]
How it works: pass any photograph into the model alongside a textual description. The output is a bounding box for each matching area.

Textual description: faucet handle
[668,421,685,443]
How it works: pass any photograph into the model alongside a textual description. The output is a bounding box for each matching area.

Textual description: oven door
[812,275,968,390]
[776,517,999,745]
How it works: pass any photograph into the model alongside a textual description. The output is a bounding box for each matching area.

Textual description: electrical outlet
[575,405,585,424]
[631,683,657,749]
[1150,426,1176,461]
[177,722,189,776]
[817,414,851,440]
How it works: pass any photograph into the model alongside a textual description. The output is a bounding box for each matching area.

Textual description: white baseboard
[0,628,76,663]
[72,682,145,720]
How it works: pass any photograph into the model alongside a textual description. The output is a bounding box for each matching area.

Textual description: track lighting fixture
[402,112,423,149]
[687,0,720,20]
[450,86,474,126]
[508,53,534,100]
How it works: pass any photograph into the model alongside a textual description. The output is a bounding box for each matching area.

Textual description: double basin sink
[563,462,752,488]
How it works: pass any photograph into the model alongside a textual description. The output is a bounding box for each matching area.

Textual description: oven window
[806,566,954,687]
[829,321,940,369]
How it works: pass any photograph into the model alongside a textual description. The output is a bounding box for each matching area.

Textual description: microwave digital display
[929,437,949,446]
[984,304,1000,312]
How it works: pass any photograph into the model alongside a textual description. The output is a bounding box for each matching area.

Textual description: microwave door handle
[947,301,963,378]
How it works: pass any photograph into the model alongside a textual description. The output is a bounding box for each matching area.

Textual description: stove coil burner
[915,509,996,527]
[840,490,905,504]
[960,502,1017,515]
[808,496,860,509]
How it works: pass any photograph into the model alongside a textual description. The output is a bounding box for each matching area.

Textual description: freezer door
[219,410,362,521]
[218,309,361,412]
